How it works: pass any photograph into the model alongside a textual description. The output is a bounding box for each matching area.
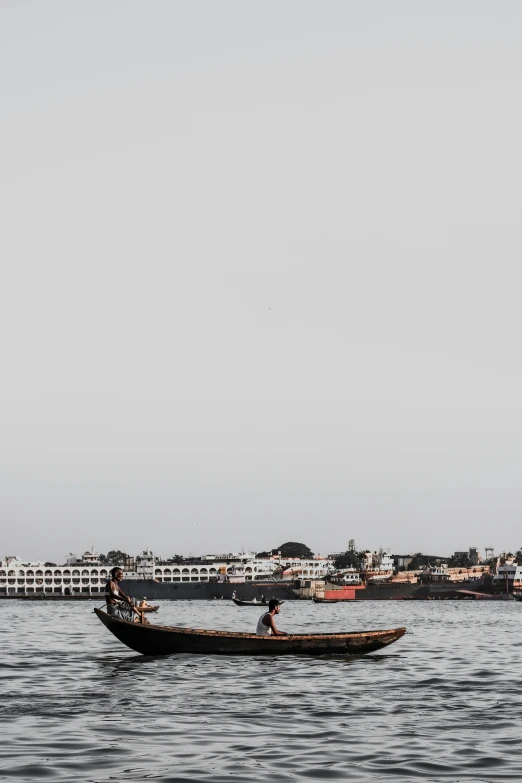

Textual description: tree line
[334,550,505,572]
[73,544,519,569]
[98,542,317,565]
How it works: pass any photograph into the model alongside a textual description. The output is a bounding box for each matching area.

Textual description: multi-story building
[0,548,335,594]
[468,547,481,565]
[360,550,395,580]
[0,549,110,595]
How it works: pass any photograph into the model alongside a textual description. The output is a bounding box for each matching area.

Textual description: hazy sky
[2,1,521,563]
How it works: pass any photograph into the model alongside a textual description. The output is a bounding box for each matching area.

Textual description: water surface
[1,599,521,782]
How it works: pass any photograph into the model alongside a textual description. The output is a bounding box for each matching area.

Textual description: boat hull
[121,579,297,601]
[94,608,406,656]
[329,581,492,600]
[353,583,419,600]
[121,578,494,602]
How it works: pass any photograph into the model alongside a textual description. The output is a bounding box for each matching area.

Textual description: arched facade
[0,564,110,595]
[0,552,334,594]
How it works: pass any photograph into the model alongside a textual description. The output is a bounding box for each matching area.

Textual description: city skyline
[3,539,518,565]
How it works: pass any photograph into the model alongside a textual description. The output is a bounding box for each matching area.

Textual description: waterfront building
[360,550,395,581]
[0,549,335,595]
[451,548,482,565]
[393,554,414,571]
[0,550,110,595]
[468,547,481,565]
[145,552,334,584]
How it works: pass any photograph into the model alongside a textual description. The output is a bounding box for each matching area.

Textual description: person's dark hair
[110,566,122,579]
[269,599,280,611]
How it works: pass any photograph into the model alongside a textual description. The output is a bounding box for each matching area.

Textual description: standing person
[256,599,288,636]
[105,567,134,617]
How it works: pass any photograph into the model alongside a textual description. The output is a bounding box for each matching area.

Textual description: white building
[150,552,334,584]
[0,550,109,595]
[0,549,335,594]
[360,550,395,579]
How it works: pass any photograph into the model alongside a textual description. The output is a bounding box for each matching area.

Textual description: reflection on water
[1,600,522,781]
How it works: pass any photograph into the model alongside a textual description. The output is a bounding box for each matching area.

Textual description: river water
[1,599,521,782]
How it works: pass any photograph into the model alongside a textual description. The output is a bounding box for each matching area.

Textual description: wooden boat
[94,608,406,656]
[232,598,285,607]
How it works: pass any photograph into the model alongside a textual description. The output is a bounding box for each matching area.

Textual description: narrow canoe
[232,598,285,607]
[94,608,406,656]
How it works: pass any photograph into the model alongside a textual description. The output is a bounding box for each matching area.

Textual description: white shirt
[256,612,272,635]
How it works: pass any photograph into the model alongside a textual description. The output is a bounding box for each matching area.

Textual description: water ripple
[1,600,522,781]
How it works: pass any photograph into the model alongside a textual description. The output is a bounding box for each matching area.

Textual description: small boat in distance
[232,598,285,607]
[94,608,406,656]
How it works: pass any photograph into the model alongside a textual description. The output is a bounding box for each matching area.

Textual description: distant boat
[232,598,284,607]
[94,608,406,656]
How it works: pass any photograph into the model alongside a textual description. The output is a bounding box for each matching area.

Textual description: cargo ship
[311,550,422,600]
[120,578,298,602]
[303,559,493,601]
[294,577,420,601]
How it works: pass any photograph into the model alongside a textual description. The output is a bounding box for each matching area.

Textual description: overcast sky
[1,1,521,563]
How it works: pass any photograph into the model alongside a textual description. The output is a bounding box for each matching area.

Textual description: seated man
[105,567,135,618]
[256,599,289,636]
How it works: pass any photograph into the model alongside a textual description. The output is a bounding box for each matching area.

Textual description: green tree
[256,542,314,559]
[447,554,472,568]
[278,542,315,559]
[103,550,128,566]
[408,553,434,571]
[334,551,361,569]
